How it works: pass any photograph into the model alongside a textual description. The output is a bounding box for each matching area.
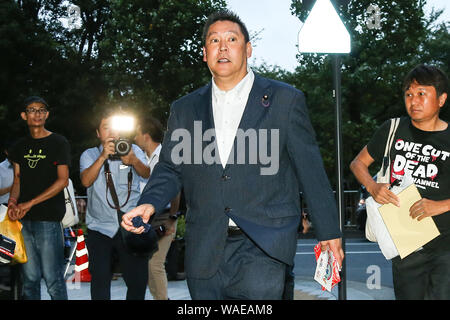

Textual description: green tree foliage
[1,0,226,192]
[99,0,226,120]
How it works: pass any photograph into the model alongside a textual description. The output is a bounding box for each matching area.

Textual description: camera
[108,114,135,160]
[109,138,132,160]
[114,138,132,156]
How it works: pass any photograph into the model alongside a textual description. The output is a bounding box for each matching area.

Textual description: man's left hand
[410,198,448,221]
[120,148,137,166]
[320,238,344,269]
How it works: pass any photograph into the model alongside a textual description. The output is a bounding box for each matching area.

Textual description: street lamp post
[298,0,351,300]
[332,54,346,299]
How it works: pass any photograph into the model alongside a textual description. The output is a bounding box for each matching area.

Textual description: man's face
[21,102,48,127]
[202,20,252,86]
[404,81,447,124]
[96,117,119,143]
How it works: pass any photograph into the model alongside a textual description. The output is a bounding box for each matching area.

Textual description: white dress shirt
[211,68,255,227]
[211,68,255,168]
[140,144,162,192]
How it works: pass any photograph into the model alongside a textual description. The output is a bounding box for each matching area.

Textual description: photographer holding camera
[80,109,150,300]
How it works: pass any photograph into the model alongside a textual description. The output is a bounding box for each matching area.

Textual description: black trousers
[392,248,450,300]
[86,229,148,300]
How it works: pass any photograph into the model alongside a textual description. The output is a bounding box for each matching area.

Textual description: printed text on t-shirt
[391,139,450,189]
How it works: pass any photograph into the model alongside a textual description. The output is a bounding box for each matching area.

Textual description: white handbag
[61,179,79,228]
[365,118,400,259]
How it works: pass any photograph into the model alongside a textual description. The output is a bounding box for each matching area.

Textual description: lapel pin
[261,94,270,107]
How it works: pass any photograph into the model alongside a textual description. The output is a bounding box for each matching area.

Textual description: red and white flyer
[313,243,341,292]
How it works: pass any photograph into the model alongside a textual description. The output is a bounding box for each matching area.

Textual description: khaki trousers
[148,224,176,300]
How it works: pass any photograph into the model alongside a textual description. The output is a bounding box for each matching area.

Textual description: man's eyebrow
[408,86,430,90]
[207,30,239,38]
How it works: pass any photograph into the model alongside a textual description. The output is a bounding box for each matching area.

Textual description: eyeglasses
[26,108,48,114]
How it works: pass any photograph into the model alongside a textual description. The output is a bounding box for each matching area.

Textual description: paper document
[313,243,341,292]
[379,184,440,259]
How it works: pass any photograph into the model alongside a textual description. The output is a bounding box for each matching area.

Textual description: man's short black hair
[402,64,449,97]
[139,116,164,143]
[202,10,250,44]
[24,96,49,110]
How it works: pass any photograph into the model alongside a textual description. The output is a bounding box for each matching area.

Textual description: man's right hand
[350,147,400,207]
[121,204,155,234]
[101,137,116,160]
[368,182,400,207]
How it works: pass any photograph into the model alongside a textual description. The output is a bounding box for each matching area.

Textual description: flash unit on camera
[111,115,135,132]
[109,114,135,159]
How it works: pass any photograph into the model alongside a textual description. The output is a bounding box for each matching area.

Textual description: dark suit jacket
[139,74,341,279]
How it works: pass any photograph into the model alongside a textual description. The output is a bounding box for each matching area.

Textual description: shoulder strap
[380,117,400,177]
[383,118,400,157]
[103,160,132,210]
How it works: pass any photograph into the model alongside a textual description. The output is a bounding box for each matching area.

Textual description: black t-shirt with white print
[367,117,450,252]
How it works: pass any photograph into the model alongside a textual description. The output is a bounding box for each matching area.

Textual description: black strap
[104,160,132,210]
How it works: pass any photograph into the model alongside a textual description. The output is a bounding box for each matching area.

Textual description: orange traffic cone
[71,229,91,282]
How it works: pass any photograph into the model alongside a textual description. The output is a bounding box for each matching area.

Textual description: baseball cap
[23,96,49,109]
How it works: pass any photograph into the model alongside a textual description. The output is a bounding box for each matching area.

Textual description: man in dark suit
[122,10,344,300]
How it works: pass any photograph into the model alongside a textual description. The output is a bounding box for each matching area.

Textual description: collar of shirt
[211,67,255,166]
[147,144,161,171]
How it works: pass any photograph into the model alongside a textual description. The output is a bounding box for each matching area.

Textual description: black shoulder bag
[104,160,158,257]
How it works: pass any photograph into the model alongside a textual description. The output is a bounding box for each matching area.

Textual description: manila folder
[379,184,440,259]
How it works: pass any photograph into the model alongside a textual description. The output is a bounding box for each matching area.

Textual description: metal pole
[64,239,78,279]
[332,54,347,300]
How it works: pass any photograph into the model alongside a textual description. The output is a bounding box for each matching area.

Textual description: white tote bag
[61,179,79,228]
[365,118,400,259]
[365,197,398,259]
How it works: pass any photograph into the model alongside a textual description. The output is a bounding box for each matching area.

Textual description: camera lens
[115,139,131,156]
[117,141,128,153]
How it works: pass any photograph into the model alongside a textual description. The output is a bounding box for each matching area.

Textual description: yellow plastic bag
[0,210,27,264]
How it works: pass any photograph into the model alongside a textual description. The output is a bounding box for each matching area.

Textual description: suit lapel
[194,82,223,168]
[196,75,272,132]
[238,74,272,131]
[195,83,215,132]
